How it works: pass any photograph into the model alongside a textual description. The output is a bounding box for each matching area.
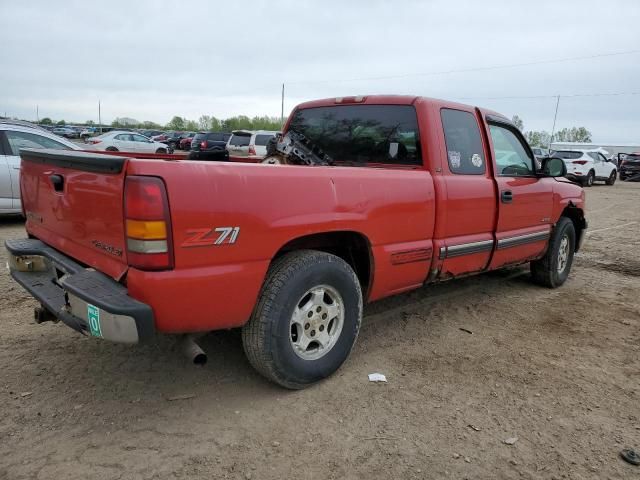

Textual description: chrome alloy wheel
[557,234,570,273]
[289,285,344,360]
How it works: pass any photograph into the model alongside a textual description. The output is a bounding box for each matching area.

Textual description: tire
[155,148,167,154]
[605,170,617,185]
[242,250,363,389]
[583,170,595,187]
[105,146,118,152]
[530,217,576,288]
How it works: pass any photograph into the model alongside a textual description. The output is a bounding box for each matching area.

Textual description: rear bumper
[5,239,154,343]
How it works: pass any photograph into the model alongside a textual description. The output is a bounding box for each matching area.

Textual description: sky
[1,0,639,142]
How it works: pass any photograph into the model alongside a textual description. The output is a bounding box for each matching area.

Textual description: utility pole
[98,100,102,133]
[549,95,560,149]
[281,83,285,127]
[36,105,39,123]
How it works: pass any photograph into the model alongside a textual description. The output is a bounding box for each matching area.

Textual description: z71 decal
[181,227,240,248]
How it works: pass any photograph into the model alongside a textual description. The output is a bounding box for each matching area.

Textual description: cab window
[441,109,485,174]
[489,124,535,176]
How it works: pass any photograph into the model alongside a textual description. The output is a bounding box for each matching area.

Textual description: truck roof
[293,95,510,123]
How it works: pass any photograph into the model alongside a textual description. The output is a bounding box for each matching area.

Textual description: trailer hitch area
[262,131,332,166]
[34,305,59,324]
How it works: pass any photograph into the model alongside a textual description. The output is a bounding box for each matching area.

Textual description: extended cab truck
[5,95,586,389]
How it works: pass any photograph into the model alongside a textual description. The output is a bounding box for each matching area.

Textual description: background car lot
[1,182,638,479]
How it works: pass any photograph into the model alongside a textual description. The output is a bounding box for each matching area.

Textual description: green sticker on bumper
[87,304,102,337]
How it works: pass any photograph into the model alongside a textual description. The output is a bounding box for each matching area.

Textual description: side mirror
[540,157,567,177]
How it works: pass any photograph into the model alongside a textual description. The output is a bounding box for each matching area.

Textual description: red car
[6,95,586,389]
[178,133,195,150]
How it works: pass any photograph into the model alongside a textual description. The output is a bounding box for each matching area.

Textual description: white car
[87,131,170,154]
[1,120,81,214]
[226,130,278,158]
[554,148,618,186]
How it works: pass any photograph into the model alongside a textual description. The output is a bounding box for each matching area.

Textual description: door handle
[49,174,64,192]
[501,190,513,203]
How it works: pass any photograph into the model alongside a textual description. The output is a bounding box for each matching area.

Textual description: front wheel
[242,250,363,389]
[530,217,576,288]
[155,148,167,154]
[605,170,617,185]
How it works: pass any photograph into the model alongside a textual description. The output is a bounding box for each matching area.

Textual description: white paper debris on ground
[503,436,518,445]
[368,373,387,383]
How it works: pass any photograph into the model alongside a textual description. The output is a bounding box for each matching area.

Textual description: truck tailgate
[19,149,130,280]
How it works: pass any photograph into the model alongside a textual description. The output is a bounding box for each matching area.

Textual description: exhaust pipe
[180,335,207,365]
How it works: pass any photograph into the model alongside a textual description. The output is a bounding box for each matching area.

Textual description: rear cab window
[440,109,485,175]
[554,151,583,160]
[287,104,421,166]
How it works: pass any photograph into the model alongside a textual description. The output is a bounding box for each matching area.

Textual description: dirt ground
[1,181,639,480]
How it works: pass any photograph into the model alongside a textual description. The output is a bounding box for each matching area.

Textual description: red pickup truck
[6,95,586,389]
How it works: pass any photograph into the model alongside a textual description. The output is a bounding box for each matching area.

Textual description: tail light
[124,176,174,271]
[89,139,102,144]
[248,145,256,156]
[200,140,207,149]
[572,160,588,165]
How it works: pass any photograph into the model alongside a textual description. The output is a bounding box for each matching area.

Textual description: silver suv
[0,120,80,214]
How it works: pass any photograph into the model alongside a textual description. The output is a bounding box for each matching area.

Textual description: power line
[455,91,640,101]
[285,49,640,86]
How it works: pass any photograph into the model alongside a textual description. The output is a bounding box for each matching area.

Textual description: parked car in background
[226,130,278,159]
[178,132,196,150]
[0,120,80,214]
[80,127,98,140]
[141,130,163,139]
[554,149,617,186]
[152,132,171,142]
[52,127,79,139]
[163,131,188,150]
[189,131,231,160]
[87,131,170,153]
[619,153,640,181]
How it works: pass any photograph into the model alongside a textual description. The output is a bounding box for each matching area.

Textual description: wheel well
[561,204,586,252]
[274,231,372,296]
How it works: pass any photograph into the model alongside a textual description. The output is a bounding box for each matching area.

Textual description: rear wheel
[242,250,363,389]
[105,146,118,152]
[605,170,617,185]
[155,148,167,154]
[530,217,576,288]
[583,170,595,187]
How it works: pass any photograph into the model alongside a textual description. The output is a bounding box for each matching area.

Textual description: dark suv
[189,132,232,160]
[619,153,640,181]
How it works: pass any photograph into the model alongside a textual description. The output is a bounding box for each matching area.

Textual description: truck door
[436,108,497,277]
[483,116,553,270]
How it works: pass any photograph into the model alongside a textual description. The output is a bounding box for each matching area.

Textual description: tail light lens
[200,140,207,149]
[248,145,257,156]
[572,160,588,165]
[124,176,174,271]
[89,139,102,144]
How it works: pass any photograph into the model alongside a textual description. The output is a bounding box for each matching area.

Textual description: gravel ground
[1,181,639,480]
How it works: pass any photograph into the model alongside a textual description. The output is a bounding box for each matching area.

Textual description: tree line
[38,115,283,132]
[511,115,592,147]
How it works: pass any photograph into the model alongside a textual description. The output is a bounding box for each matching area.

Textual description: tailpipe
[180,335,207,365]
